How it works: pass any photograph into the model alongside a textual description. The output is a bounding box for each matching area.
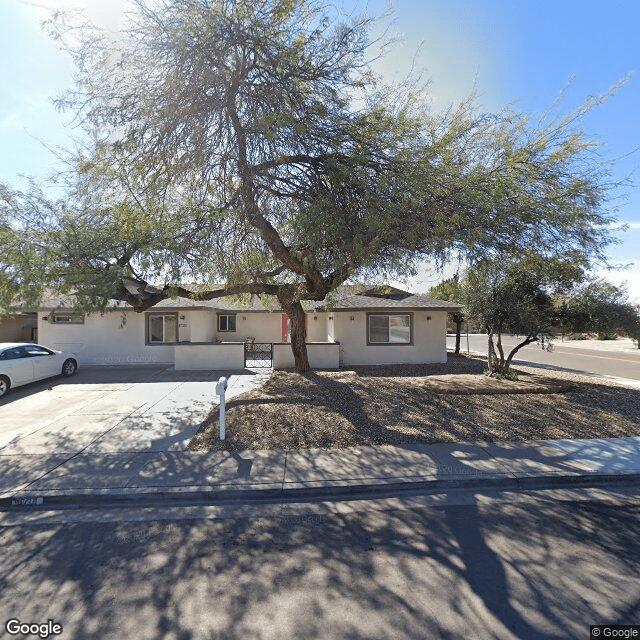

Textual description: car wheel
[62,359,77,377]
[0,376,10,399]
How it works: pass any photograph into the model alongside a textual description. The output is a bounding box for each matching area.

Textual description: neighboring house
[36,285,461,370]
[0,312,38,343]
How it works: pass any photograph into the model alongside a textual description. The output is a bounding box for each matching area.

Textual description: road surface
[1,484,639,639]
[448,334,640,381]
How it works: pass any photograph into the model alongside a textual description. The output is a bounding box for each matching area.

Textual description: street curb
[3,471,640,512]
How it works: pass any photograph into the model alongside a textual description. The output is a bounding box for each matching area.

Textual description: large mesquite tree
[1,0,618,371]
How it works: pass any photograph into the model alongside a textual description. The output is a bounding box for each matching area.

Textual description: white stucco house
[34,285,461,370]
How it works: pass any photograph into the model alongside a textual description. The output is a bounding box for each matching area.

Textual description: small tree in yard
[462,253,585,376]
[429,275,464,354]
[0,0,621,371]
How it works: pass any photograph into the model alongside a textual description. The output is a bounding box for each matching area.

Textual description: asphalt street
[448,334,640,381]
[1,484,638,639]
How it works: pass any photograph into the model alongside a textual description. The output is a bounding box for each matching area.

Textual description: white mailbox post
[215,376,228,440]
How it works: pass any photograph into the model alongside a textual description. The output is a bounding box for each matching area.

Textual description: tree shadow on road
[1,486,638,639]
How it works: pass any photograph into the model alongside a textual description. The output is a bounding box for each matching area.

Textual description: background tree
[2,0,620,371]
[429,275,464,354]
[462,253,585,376]
[561,280,640,346]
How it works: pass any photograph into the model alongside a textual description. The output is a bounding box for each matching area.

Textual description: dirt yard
[189,354,640,451]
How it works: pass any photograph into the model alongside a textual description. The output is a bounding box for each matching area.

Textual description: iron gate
[244,342,273,368]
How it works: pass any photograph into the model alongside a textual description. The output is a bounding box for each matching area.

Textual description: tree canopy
[0,0,621,370]
[461,252,585,375]
[460,253,640,375]
[561,280,640,345]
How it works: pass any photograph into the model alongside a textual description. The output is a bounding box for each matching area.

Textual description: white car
[0,343,79,399]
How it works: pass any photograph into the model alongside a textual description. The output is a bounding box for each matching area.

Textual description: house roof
[312,290,461,312]
[35,284,461,313]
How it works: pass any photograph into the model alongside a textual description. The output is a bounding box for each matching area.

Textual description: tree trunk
[487,330,495,374]
[277,292,310,373]
[453,313,463,355]
[504,335,538,370]
[495,332,505,369]
[289,301,310,372]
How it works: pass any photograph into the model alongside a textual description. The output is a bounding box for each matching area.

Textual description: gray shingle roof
[36,284,461,313]
[309,290,461,312]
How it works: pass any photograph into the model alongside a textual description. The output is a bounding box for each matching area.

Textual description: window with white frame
[147,313,178,343]
[367,314,412,344]
[217,314,237,332]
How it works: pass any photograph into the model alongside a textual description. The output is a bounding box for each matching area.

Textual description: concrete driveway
[0,365,270,455]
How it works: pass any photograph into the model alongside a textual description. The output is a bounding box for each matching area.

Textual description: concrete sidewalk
[3,436,640,508]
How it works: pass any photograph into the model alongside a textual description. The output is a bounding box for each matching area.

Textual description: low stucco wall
[174,343,245,370]
[273,342,340,370]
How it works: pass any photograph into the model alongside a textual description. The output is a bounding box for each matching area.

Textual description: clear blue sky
[1,0,638,297]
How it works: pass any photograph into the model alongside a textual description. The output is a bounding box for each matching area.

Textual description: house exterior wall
[273,342,340,369]
[37,305,450,368]
[306,313,328,342]
[38,311,175,365]
[327,314,335,342]
[0,314,37,343]
[187,310,215,342]
[214,312,283,343]
[334,310,447,365]
[177,312,191,342]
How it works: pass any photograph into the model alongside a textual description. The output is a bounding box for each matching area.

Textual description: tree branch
[116,280,280,312]
[505,335,538,370]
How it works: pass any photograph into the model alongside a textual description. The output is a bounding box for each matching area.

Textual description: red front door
[281,314,308,342]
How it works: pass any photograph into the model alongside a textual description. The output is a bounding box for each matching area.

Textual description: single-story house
[34,285,461,370]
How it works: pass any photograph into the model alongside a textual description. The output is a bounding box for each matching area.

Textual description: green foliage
[484,368,519,381]
[464,253,583,336]
[561,280,640,344]
[463,254,640,372]
[429,276,463,304]
[1,0,625,370]
[462,252,585,374]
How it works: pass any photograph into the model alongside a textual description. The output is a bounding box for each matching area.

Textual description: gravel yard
[188,354,640,451]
